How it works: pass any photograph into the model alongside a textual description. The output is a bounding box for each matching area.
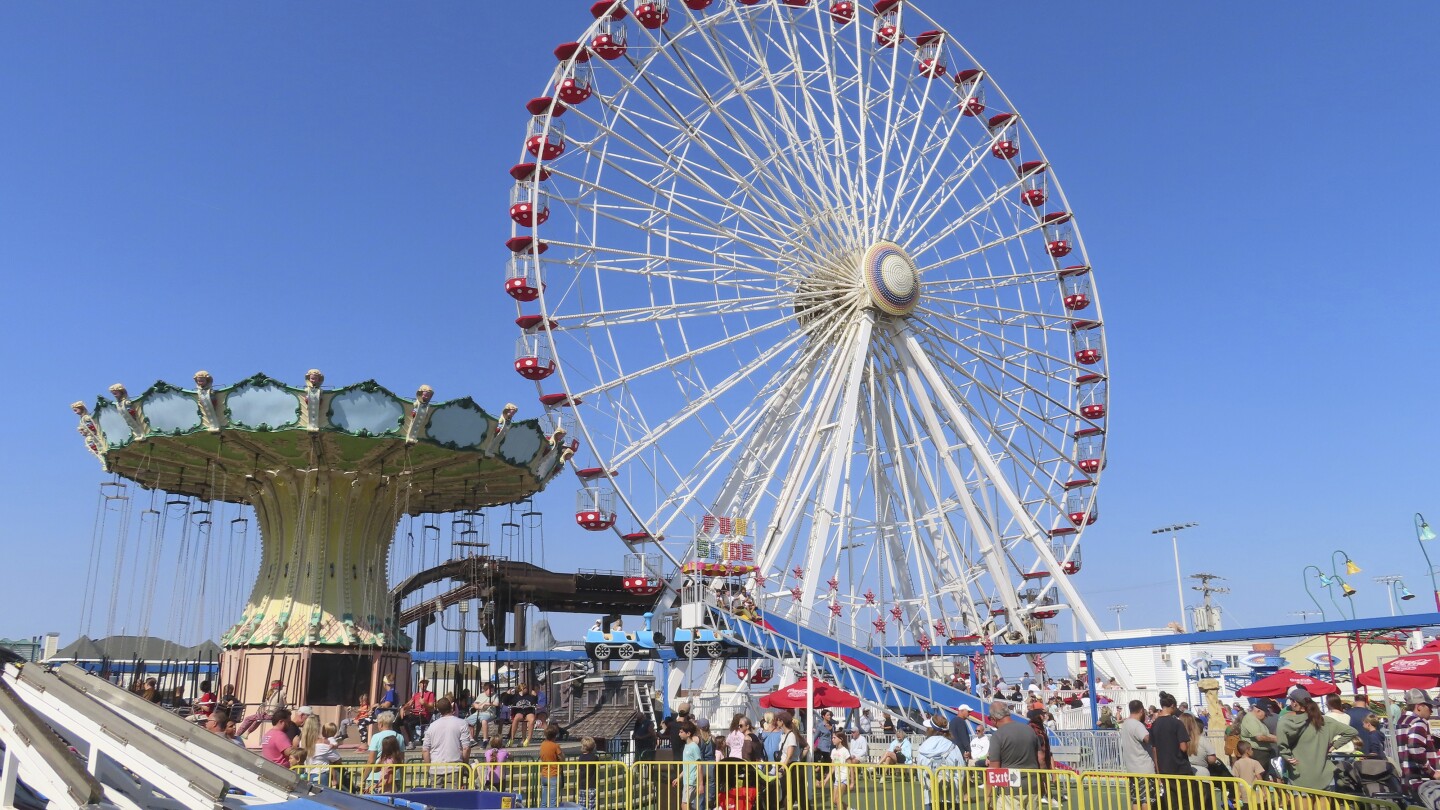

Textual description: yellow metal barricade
[929,766,1081,810]
[788,761,932,810]
[484,760,629,810]
[1247,778,1401,810]
[294,761,472,795]
[1078,770,1251,810]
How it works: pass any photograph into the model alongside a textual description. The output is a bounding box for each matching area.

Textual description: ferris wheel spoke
[558,196,787,274]
[908,324,1115,650]
[896,328,1071,544]
[648,348,823,538]
[856,383,939,624]
[910,330,1079,505]
[911,308,1085,409]
[542,251,781,293]
[922,269,1059,296]
[551,164,822,268]
[718,11,871,252]
[587,50,812,223]
[916,293,1077,328]
[888,334,1027,624]
[870,62,957,240]
[872,343,1000,623]
[538,240,786,294]
[755,311,869,576]
[569,307,804,400]
[912,220,1046,278]
[869,389,985,623]
[553,291,795,331]
[908,184,1041,264]
[569,87,824,262]
[888,122,1000,244]
[601,309,843,472]
[793,310,874,606]
[600,34,849,252]
[802,20,870,250]
[681,11,859,221]
[859,16,914,243]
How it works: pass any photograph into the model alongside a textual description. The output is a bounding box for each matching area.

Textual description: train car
[585,611,665,660]
[672,626,742,659]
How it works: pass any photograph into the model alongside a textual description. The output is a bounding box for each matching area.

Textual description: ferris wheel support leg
[869,381,975,627]
[798,312,875,608]
[896,331,1136,688]
[756,318,865,579]
[893,341,1024,624]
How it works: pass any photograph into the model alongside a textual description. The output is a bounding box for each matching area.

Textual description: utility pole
[1108,604,1128,631]
[1375,575,1405,616]
[1190,573,1230,632]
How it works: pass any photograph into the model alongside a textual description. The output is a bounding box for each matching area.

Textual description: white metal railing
[1050,729,1122,771]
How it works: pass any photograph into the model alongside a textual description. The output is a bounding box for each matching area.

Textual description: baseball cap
[696,718,710,730]
[295,706,314,717]
[1286,687,1310,703]
[955,706,971,714]
[1405,688,1433,706]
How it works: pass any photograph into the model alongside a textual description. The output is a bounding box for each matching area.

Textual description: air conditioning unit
[1160,646,1171,662]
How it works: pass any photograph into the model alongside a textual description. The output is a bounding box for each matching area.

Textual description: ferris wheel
[504,0,1111,651]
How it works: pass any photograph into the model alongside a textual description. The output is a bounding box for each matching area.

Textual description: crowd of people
[172,665,1440,806]
[618,698,1059,810]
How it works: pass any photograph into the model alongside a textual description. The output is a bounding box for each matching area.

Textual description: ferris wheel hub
[861,241,920,317]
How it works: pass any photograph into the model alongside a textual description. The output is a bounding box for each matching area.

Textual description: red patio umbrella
[758,677,861,710]
[1356,644,1440,690]
[1235,668,1339,699]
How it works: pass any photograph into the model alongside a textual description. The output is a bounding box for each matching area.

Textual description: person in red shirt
[192,680,216,724]
[402,679,435,748]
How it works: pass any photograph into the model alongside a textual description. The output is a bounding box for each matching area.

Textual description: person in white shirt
[422,698,474,783]
[818,732,852,810]
[846,728,869,765]
[968,723,990,765]
[878,726,912,766]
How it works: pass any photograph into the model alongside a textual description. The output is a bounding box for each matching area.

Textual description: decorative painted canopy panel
[71,372,568,514]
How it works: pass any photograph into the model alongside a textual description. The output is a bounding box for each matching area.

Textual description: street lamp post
[1375,575,1415,616]
[1417,514,1439,611]
[1152,523,1199,632]
[1330,550,1360,620]
[1301,565,1331,621]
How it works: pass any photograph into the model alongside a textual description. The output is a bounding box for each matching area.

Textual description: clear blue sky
[3,2,1437,647]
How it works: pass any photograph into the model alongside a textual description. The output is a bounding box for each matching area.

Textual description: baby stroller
[1334,757,1406,805]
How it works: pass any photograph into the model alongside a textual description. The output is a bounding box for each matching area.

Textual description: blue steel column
[1086,652,1098,728]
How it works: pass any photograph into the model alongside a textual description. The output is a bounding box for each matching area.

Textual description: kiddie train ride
[71,369,570,725]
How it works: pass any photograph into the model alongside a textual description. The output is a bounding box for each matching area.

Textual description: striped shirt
[1398,711,1438,790]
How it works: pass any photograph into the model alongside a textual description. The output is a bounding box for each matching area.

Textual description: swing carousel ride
[502,0,1127,689]
[71,369,571,716]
